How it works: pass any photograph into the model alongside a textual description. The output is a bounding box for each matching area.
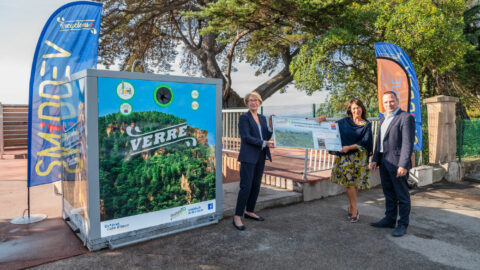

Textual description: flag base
[10,214,47,224]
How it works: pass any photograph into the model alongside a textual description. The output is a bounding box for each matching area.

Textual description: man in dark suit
[369,91,415,237]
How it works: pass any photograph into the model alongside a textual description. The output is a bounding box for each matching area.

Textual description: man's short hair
[383,91,399,101]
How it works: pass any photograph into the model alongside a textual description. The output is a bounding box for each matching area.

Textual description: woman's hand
[339,145,356,153]
[316,116,327,123]
[266,141,275,148]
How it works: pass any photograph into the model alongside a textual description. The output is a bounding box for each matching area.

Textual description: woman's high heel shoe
[350,211,359,223]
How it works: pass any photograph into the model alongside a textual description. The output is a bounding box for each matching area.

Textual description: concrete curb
[222,183,303,218]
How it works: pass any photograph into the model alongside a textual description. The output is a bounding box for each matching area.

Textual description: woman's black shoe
[233,220,246,230]
[244,213,265,221]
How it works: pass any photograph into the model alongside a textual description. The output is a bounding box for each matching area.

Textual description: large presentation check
[272,117,342,150]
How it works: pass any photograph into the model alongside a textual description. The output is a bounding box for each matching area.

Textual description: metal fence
[0,103,28,157]
[222,108,247,153]
[304,117,379,176]
[221,107,380,178]
[457,118,480,161]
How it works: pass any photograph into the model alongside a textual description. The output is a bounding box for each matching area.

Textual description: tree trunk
[193,35,296,108]
[221,66,294,108]
[222,90,244,108]
[222,50,296,108]
[197,34,225,80]
[457,100,470,120]
[252,67,293,101]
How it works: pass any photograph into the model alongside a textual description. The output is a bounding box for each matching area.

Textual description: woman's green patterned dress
[330,121,370,189]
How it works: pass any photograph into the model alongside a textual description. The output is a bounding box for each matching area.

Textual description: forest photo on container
[98,111,216,221]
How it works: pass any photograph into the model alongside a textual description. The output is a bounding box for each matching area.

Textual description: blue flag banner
[28,1,102,187]
[374,42,423,151]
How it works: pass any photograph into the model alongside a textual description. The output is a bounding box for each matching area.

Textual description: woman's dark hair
[346,98,367,120]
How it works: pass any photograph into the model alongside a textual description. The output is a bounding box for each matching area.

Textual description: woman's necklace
[353,117,363,125]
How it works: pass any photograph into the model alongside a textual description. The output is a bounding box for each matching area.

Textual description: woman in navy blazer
[233,92,274,231]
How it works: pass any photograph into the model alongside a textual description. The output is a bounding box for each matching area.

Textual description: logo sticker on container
[116,81,135,100]
[119,102,132,116]
[191,101,199,110]
[191,89,199,99]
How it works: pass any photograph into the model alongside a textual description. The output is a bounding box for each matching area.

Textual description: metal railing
[304,117,379,178]
[222,108,247,153]
[221,108,379,179]
[457,118,480,162]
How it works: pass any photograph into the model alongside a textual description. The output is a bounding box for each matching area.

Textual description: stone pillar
[424,95,458,163]
[423,95,462,182]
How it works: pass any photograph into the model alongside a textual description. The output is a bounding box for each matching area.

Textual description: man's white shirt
[379,108,400,153]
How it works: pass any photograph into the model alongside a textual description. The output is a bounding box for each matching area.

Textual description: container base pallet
[64,211,220,251]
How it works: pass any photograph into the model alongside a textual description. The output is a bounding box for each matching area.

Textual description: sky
[0,0,327,107]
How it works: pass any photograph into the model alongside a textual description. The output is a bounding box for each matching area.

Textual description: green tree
[290,0,478,116]
[464,4,480,47]
[100,0,298,107]
[458,4,480,117]
[193,0,365,105]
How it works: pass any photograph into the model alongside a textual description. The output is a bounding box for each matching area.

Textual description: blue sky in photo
[98,77,217,146]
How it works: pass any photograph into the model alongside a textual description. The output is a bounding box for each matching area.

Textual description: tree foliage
[99,0,302,107]
[460,4,480,117]
[194,0,367,101]
[99,0,480,115]
[191,0,305,101]
[291,0,479,116]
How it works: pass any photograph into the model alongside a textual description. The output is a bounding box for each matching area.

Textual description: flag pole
[10,175,47,225]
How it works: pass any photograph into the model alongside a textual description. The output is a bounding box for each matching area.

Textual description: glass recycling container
[59,69,222,250]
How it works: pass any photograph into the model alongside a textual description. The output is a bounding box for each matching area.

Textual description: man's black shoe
[392,225,407,237]
[370,218,396,228]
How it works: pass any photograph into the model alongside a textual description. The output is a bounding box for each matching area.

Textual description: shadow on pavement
[0,218,87,270]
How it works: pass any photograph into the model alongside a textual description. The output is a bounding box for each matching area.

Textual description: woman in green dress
[318,98,373,223]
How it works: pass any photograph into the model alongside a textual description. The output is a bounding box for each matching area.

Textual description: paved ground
[2,151,479,269]
[0,156,89,270]
[31,180,480,270]
[0,155,300,269]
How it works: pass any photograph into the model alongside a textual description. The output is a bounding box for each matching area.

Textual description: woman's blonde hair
[244,91,263,106]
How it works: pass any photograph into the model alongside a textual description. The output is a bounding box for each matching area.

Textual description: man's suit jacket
[237,111,273,164]
[372,109,415,170]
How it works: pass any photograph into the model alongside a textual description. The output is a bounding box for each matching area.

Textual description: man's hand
[369,162,377,171]
[266,141,275,148]
[397,166,407,177]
